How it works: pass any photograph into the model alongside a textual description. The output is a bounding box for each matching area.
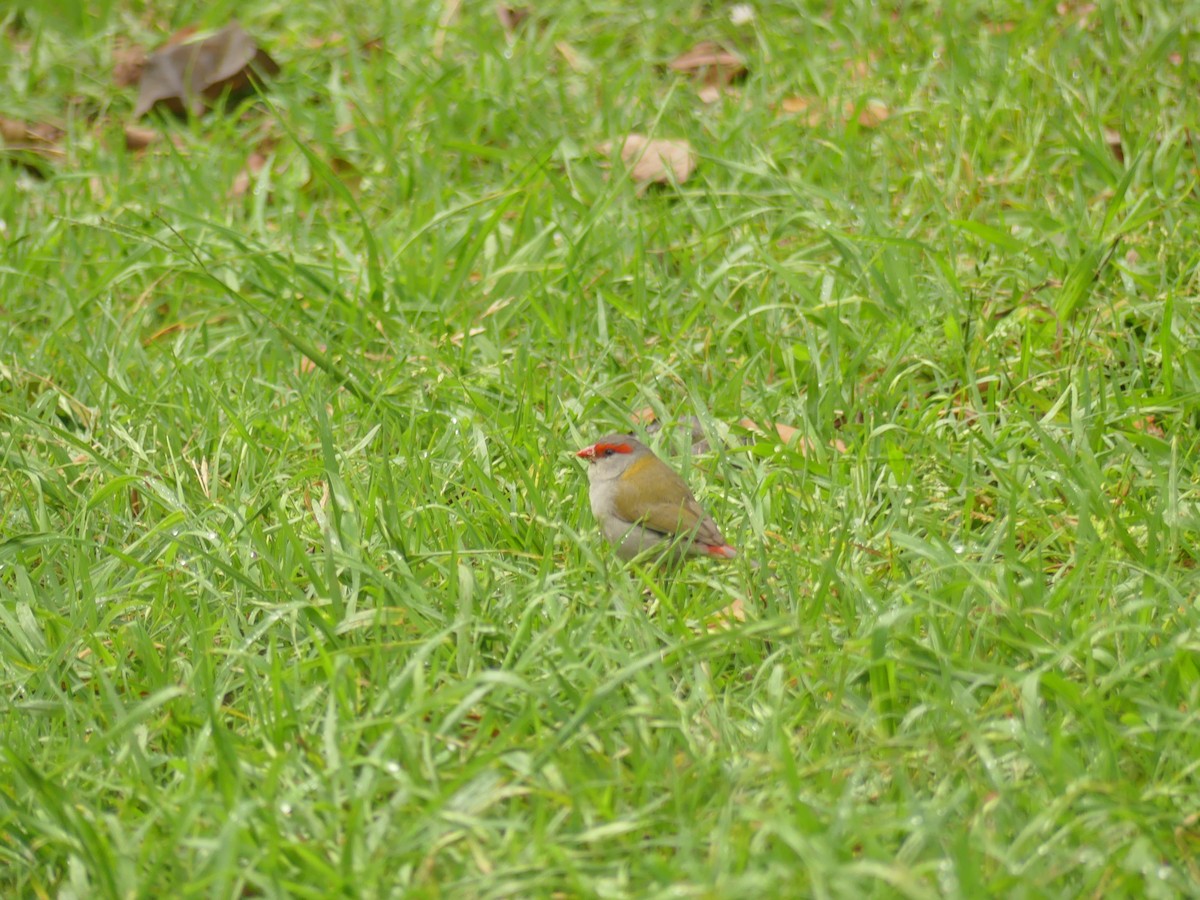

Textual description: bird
[576,433,738,564]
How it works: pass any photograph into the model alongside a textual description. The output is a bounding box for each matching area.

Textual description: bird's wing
[614,467,727,546]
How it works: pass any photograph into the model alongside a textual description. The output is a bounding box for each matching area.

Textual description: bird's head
[577,434,644,479]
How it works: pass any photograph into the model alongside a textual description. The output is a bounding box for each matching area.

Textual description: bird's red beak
[576,445,595,459]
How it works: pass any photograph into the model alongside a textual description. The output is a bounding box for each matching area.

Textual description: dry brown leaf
[847,98,889,128]
[305,32,343,49]
[985,20,1017,34]
[600,135,696,186]
[123,125,158,151]
[496,4,531,34]
[670,41,745,103]
[772,422,799,443]
[739,418,846,455]
[706,597,747,632]
[0,117,64,175]
[113,40,145,88]
[630,407,657,426]
[0,117,63,151]
[1103,127,1124,164]
[134,22,279,118]
[779,95,823,126]
[844,58,872,81]
[669,41,746,85]
[165,25,200,47]
[1054,1,1099,30]
[299,344,328,376]
[739,418,795,443]
[1131,416,1166,439]
[229,149,269,198]
[1056,1,1097,17]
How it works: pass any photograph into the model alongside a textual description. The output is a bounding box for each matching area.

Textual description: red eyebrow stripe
[595,442,633,454]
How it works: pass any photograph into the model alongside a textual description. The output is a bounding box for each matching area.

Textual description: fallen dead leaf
[739,418,797,444]
[1056,1,1098,20]
[0,117,63,152]
[846,98,889,128]
[113,39,145,88]
[1131,416,1166,439]
[631,407,657,426]
[165,25,201,47]
[305,32,344,50]
[134,22,279,118]
[739,418,847,455]
[669,41,746,84]
[0,116,64,175]
[496,3,531,34]
[599,135,696,186]
[705,596,747,632]
[229,148,270,198]
[670,40,746,103]
[299,345,328,376]
[779,95,823,126]
[1103,127,1124,164]
[123,125,157,151]
[844,57,872,81]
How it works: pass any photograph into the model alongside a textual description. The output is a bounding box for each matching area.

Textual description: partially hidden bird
[577,433,738,564]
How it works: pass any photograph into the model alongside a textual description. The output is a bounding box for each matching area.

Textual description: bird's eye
[603,448,614,457]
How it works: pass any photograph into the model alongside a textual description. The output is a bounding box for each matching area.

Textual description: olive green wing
[613,462,727,545]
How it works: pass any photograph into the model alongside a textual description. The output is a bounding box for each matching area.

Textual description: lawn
[2,0,1199,896]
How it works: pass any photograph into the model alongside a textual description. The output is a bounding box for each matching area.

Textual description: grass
[2,0,1200,896]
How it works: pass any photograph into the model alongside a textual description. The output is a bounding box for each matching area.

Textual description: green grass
[3,0,1200,896]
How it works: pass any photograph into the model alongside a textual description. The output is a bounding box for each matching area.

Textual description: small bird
[577,433,738,564]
